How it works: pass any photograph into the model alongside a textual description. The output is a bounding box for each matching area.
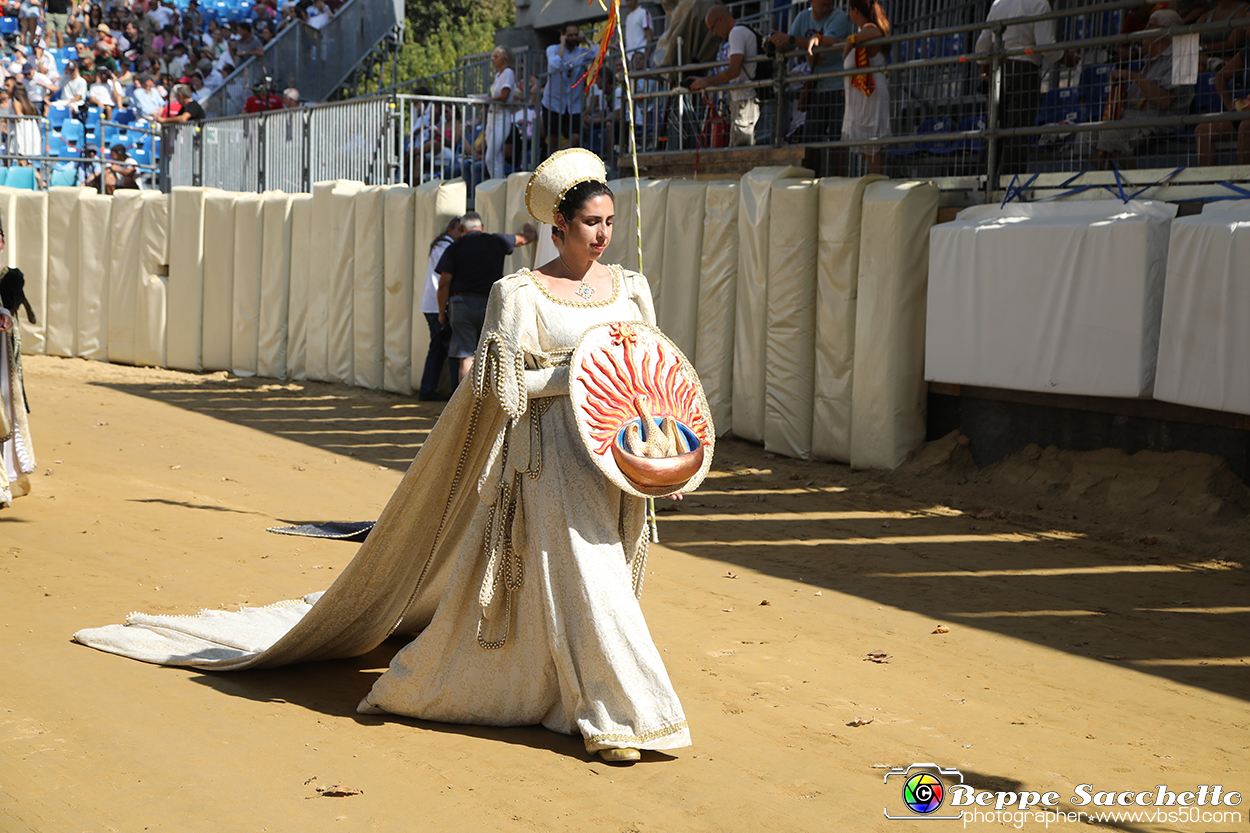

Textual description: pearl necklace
[558,251,596,300]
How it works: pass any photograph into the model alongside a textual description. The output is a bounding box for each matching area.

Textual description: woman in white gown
[76,149,696,764]
[841,0,892,175]
[1,222,37,509]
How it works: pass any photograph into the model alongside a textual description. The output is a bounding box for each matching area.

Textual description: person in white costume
[75,149,697,765]
[1,222,37,510]
[840,0,892,175]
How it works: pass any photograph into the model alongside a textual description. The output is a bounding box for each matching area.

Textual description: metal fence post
[192,125,203,188]
[984,26,1003,200]
[301,109,311,192]
[257,114,267,192]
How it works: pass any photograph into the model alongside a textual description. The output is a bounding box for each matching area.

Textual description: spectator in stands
[8,85,43,186]
[624,0,652,71]
[18,0,41,47]
[45,0,71,49]
[151,23,178,53]
[540,24,594,161]
[305,0,332,30]
[436,211,537,382]
[689,4,759,147]
[842,0,891,175]
[975,0,1079,177]
[1096,10,1195,168]
[0,88,12,150]
[33,42,59,81]
[282,86,299,107]
[1196,43,1250,164]
[417,216,463,401]
[88,66,123,118]
[104,143,139,192]
[20,60,56,116]
[75,48,97,84]
[153,82,203,122]
[243,77,283,112]
[770,0,851,144]
[147,0,176,32]
[166,41,189,79]
[78,145,103,188]
[483,45,515,181]
[58,60,87,111]
[232,20,264,62]
[129,72,165,120]
[1197,0,1249,63]
[183,0,201,31]
[95,22,121,62]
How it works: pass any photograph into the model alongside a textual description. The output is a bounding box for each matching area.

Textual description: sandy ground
[2,354,1248,833]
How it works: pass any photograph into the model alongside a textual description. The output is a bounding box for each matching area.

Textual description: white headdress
[524,148,609,226]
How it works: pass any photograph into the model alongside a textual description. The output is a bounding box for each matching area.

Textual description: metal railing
[200,0,404,118]
[156,0,1250,197]
[1,114,161,192]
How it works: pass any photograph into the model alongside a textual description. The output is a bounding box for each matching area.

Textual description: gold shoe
[598,747,641,763]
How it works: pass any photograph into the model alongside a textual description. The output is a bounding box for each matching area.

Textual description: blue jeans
[419,312,453,398]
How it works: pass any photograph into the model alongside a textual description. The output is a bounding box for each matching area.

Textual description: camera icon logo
[884,763,965,821]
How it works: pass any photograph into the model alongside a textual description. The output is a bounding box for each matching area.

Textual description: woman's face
[491,51,505,71]
[559,195,614,260]
[849,6,867,26]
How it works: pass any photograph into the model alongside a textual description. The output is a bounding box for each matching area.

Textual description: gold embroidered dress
[75,266,690,754]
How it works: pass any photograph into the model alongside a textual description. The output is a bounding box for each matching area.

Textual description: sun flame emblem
[579,327,711,456]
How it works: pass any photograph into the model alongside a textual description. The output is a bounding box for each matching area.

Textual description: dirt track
[2,354,1247,832]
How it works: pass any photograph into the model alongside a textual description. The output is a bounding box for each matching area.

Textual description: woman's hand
[0,311,13,333]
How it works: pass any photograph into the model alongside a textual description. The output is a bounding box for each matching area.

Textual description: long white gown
[75,267,691,753]
[842,47,891,156]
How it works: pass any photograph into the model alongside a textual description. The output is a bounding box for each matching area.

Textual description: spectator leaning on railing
[1196,43,1250,165]
[689,3,759,147]
[975,0,1079,177]
[1095,9,1195,169]
[769,0,852,144]
[153,82,204,123]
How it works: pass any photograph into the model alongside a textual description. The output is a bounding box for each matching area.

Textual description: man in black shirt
[436,211,537,381]
[153,84,206,123]
[45,0,72,50]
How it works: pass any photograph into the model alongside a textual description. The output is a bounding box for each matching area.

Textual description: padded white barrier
[505,171,534,275]
[257,192,293,379]
[927,199,1175,399]
[287,194,313,380]
[201,190,238,372]
[352,185,387,390]
[475,178,509,238]
[603,177,637,273]
[1154,200,1250,415]
[409,179,465,393]
[733,165,812,443]
[167,186,210,371]
[812,175,885,463]
[328,181,367,385]
[605,178,668,302]
[852,181,939,470]
[382,186,415,394]
[136,193,169,368]
[0,190,16,255]
[77,193,113,361]
[107,191,146,366]
[12,190,48,355]
[763,179,819,460]
[45,187,85,358]
[231,192,265,377]
[694,180,739,435]
[658,179,706,361]
[307,181,351,381]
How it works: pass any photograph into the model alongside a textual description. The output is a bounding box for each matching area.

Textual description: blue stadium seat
[954,114,985,153]
[0,169,8,187]
[918,117,954,152]
[85,107,102,129]
[131,144,151,166]
[6,167,37,190]
[0,17,18,35]
[1194,73,1222,113]
[48,103,72,129]
[61,120,85,144]
[49,168,78,187]
[48,133,72,158]
[1035,87,1083,126]
[1079,64,1114,109]
[61,47,77,63]
[114,108,136,125]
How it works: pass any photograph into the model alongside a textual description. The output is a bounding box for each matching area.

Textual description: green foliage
[394,0,515,89]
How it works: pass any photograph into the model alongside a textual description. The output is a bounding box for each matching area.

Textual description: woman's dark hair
[556,180,614,226]
[552,179,613,240]
[849,0,891,59]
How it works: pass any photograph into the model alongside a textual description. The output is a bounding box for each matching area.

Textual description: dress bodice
[516,265,649,356]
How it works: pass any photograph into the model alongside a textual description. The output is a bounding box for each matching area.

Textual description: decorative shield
[569,321,715,498]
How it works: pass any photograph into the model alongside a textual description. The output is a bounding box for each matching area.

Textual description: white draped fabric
[74,267,690,754]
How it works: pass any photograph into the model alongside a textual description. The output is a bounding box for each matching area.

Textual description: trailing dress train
[74,267,692,753]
